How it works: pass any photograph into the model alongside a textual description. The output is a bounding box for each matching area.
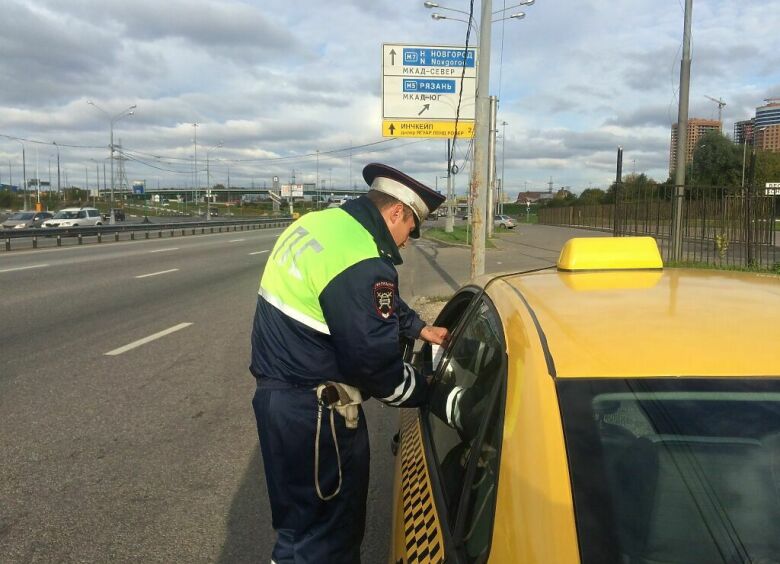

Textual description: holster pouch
[316,382,363,429]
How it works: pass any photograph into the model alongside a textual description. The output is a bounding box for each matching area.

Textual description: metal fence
[2,217,293,252]
[538,185,778,269]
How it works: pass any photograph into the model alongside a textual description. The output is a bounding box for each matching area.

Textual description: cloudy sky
[0,0,778,198]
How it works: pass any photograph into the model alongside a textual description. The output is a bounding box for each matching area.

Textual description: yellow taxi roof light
[557,236,663,271]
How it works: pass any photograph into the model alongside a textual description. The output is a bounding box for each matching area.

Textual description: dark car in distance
[102,208,126,221]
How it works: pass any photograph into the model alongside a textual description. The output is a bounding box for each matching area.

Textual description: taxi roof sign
[557,237,663,271]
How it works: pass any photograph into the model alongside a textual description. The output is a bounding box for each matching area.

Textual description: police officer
[250,163,449,563]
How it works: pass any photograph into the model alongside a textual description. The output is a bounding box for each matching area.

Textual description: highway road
[1,228,290,563]
[0,221,573,563]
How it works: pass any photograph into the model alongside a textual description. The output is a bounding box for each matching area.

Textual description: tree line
[538,130,780,207]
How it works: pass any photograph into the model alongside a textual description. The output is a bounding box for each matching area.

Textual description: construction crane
[704,95,727,130]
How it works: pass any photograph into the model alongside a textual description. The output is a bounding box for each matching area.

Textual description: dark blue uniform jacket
[250,196,429,407]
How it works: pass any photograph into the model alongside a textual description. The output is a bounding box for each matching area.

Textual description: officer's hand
[420,325,450,345]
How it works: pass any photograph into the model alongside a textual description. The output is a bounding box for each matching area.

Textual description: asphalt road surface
[0,222,587,563]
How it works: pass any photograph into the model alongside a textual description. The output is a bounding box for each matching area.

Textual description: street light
[500,121,507,215]
[53,141,61,200]
[15,140,28,210]
[205,141,224,221]
[492,0,534,13]
[424,1,471,16]
[87,101,137,224]
[428,0,534,277]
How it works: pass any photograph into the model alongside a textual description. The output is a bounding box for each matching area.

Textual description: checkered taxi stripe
[398,409,445,563]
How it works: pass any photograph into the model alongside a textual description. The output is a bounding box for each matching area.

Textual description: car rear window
[556,378,780,564]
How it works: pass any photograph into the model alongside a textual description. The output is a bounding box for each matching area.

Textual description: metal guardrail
[2,217,293,252]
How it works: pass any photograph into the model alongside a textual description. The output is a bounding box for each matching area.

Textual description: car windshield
[53,211,79,219]
[557,378,780,564]
[9,212,36,220]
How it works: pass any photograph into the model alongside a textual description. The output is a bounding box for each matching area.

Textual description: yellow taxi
[390,237,780,564]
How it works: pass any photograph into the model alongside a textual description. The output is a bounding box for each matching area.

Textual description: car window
[88,210,99,217]
[557,378,780,564]
[426,296,506,562]
[76,211,86,218]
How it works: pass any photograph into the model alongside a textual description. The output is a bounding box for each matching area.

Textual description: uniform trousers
[252,378,369,563]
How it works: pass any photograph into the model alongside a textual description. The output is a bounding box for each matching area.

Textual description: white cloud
[0,0,778,195]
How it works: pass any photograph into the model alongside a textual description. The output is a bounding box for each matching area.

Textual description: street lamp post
[205,141,223,221]
[87,101,136,224]
[16,140,28,210]
[53,141,61,200]
[427,0,533,276]
[500,120,507,215]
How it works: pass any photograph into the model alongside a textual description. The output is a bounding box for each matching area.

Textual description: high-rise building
[669,118,721,175]
[755,98,780,129]
[734,119,755,145]
[755,124,780,153]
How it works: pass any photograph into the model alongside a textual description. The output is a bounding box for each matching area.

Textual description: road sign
[382,120,474,138]
[382,43,476,138]
[281,184,304,198]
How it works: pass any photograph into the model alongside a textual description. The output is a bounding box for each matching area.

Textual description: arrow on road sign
[418,104,430,116]
[388,123,396,135]
[390,49,396,65]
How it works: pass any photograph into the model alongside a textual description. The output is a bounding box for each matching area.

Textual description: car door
[392,290,507,564]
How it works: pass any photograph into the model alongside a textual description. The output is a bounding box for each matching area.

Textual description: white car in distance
[42,207,103,228]
[494,214,517,229]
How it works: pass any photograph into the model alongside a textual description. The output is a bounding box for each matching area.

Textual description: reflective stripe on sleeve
[380,362,417,406]
[445,386,464,429]
[259,286,331,335]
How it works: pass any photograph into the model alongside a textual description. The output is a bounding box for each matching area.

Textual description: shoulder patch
[373,281,396,319]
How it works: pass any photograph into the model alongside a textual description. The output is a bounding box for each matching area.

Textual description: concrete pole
[614,146,623,237]
[470,0,492,279]
[193,123,199,219]
[487,95,498,238]
[500,121,507,215]
[671,0,693,261]
[445,138,454,233]
[110,123,115,224]
[206,153,210,221]
[20,143,28,211]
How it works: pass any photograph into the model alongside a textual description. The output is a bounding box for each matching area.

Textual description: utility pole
[470,0,492,279]
[500,121,507,215]
[55,143,61,199]
[486,95,498,239]
[20,143,28,210]
[614,146,623,237]
[445,139,454,233]
[316,149,320,210]
[193,123,199,217]
[671,0,693,262]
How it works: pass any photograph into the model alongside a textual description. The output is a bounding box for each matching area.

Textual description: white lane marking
[149,247,179,253]
[135,268,179,279]
[0,264,49,273]
[249,250,270,255]
[229,239,246,243]
[105,322,193,356]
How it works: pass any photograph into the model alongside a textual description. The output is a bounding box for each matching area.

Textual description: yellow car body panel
[486,281,581,563]
[390,237,780,564]
[504,268,780,378]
